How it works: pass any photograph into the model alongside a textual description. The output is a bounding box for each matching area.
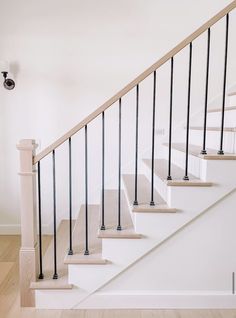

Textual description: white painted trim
[75,292,236,309]
[0,224,21,235]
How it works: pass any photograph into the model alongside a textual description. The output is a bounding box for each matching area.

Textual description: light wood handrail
[34,0,236,164]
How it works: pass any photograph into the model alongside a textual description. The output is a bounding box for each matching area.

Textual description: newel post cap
[17,139,38,151]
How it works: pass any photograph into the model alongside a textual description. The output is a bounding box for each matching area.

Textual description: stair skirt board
[35,188,236,309]
[35,291,236,309]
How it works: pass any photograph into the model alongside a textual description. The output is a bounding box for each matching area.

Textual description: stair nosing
[162,143,236,160]
[97,229,142,239]
[188,126,236,132]
[208,106,236,113]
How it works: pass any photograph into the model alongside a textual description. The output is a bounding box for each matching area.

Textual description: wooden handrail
[34,0,236,164]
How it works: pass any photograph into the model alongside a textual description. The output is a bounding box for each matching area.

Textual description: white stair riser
[35,289,85,309]
[161,145,201,178]
[206,110,236,127]
[189,130,235,153]
[141,159,168,202]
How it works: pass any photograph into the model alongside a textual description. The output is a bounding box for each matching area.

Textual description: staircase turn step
[64,204,107,264]
[163,143,236,160]
[143,158,212,186]
[122,174,177,213]
[97,190,142,239]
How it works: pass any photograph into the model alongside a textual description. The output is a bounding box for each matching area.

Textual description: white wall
[0,0,234,232]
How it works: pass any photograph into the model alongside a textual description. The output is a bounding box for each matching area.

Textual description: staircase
[17,1,236,309]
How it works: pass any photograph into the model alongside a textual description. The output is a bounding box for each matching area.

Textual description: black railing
[68,137,73,255]
[37,161,44,279]
[183,42,193,181]
[218,13,229,155]
[201,28,211,155]
[167,57,174,181]
[52,149,58,279]
[133,84,139,206]
[35,6,234,279]
[117,98,122,231]
[150,70,157,206]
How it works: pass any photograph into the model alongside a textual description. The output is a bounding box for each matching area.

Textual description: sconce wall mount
[1,71,15,90]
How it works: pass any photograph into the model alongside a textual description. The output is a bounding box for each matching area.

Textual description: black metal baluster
[101,112,105,230]
[84,125,89,255]
[218,13,229,155]
[117,98,122,230]
[183,43,193,181]
[167,57,174,180]
[37,161,44,279]
[201,28,211,155]
[150,71,156,206]
[68,137,73,255]
[133,84,139,206]
[52,150,58,279]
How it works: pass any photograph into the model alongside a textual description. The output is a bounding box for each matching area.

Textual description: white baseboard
[75,291,236,309]
[0,224,21,235]
[35,290,236,309]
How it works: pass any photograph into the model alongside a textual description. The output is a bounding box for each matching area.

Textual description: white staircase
[16,1,236,309]
[30,88,236,309]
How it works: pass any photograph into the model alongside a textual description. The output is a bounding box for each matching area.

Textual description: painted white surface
[64,159,236,301]
[0,0,236,231]
[99,189,236,294]
[36,188,236,309]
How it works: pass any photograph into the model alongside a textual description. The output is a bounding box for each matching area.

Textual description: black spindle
[37,161,44,279]
[167,57,174,180]
[84,125,89,255]
[201,28,211,155]
[183,43,193,181]
[218,13,229,155]
[150,71,156,206]
[68,137,73,255]
[117,98,122,230]
[101,112,105,230]
[133,84,139,206]
[52,150,58,279]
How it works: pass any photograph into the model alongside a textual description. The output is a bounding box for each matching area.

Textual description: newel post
[17,139,38,307]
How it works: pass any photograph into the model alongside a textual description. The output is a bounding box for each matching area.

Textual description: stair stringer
[34,159,236,308]
[78,188,236,309]
[67,159,236,308]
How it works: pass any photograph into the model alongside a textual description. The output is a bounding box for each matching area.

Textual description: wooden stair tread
[30,276,73,290]
[98,190,141,239]
[122,174,177,213]
[64,253,107,264]
[208,106,236,113]
[64,204,106,264]
[143,158,212,186]
[163,143,236,160]
[188,126,236,132]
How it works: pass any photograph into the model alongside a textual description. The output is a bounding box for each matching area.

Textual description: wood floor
[1,235,236,318]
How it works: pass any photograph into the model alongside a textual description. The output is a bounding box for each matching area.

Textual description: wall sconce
[0,61,15,90]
